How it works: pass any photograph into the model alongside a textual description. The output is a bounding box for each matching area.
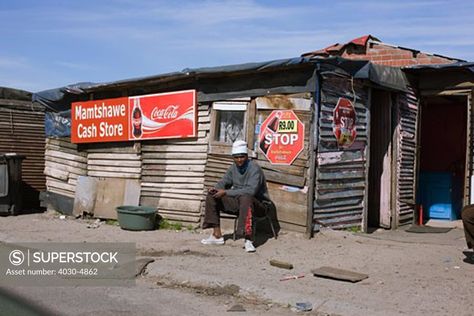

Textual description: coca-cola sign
[150,105,179,121]
[71,90,197,144]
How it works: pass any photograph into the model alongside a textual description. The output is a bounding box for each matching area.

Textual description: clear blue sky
[1,0,473,93]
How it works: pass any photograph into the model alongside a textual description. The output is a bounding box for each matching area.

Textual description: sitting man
[462,204,474,261]
[201,140,273,252]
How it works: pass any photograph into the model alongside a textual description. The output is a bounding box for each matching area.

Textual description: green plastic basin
[116,205,156,231]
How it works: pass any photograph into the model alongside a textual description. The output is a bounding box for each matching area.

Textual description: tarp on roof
[182,57,313,75]
[317,57,409,92]
[77,56,409,95]
[403,61,474,73]
[0,87,32,101]
[32,57,317,112]
[33,56,410,137]
[45,110,71,137]
[32,82,96,112]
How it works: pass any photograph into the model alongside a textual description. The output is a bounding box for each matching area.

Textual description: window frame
[209,100,256,155]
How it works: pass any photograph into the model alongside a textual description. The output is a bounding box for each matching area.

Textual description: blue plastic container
[418,172,457,220]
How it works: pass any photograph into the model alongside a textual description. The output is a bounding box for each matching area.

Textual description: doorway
[368,89,395,229]
[417,96,467,221]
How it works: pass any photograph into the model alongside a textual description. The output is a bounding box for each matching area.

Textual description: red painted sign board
[258,110,304,165]
[333,97,357,148]
[71,90,196,144]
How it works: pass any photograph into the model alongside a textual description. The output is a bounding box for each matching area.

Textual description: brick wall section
[340,42,457,66]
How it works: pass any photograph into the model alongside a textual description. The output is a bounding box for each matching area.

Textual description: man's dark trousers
[462,204,474,249]
[203,193,267,239]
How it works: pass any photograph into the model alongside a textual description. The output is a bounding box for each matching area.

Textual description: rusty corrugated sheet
[0,100,45,209]
[395,87,419,226]
[313,74,369,229]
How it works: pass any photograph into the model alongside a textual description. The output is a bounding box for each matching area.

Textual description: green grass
[105,219,119,226]
[345,226,361,233]
[158,219,183,231]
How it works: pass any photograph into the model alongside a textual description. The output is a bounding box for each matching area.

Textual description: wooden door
[368,90,392,228]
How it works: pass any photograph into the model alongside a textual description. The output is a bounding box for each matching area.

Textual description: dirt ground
[0,211,472,315]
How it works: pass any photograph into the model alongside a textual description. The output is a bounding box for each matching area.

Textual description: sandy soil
[0,211,472,315]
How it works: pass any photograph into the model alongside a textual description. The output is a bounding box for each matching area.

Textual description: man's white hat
[232,140,248,155]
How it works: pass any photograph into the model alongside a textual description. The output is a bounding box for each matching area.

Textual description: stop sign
[333,97,357,148]
[258,110,304,165]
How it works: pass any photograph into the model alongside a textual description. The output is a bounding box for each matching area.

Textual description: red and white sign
[71,90,196,144]
[333,97,357,148]
[258,110,304,165]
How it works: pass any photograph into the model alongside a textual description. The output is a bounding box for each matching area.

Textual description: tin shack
[304,35,464,229]
[0,87,46,212]
[403,62,474,224]
[35,56,411,236]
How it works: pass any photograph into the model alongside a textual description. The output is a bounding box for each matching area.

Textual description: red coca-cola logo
[151,105,179,120]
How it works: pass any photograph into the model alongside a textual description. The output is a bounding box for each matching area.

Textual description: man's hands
[209,188,226,198]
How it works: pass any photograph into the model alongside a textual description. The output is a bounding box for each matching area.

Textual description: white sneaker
[201,234,224,245]
[244,239,256,252]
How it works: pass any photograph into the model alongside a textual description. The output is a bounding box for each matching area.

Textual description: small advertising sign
[258,110,304,165]
[333,97,357,148]
[71,90,196,144]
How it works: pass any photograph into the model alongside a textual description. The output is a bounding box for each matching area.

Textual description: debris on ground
[270,259,293,270]
[406,225,452,233]
[311,266,368,283]
[280,274,304,281]
[86,218,103,229]
[293,302,312,312]
[227,304,246,312]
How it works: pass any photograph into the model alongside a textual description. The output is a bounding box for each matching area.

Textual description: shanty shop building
[405,62,474,225]
[34,56,426,237]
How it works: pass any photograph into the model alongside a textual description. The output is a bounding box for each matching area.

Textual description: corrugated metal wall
[394,87,419,226]
[0,100,45,209]
[466,90,473,206]
[313,73,369,229]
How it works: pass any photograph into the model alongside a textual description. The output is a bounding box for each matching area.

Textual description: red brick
[415,57,433,64]
[377,54,399,61]
[371,44,386,50]
[392,54,414,60]
[431,57,452,64]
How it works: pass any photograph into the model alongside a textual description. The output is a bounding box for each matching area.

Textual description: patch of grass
[158,219,182,231]
[345,226,361,233]
[186,224,196,231]
[105,219,119,226]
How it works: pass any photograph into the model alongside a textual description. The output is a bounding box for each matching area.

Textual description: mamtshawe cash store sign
[71,90,196,144]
